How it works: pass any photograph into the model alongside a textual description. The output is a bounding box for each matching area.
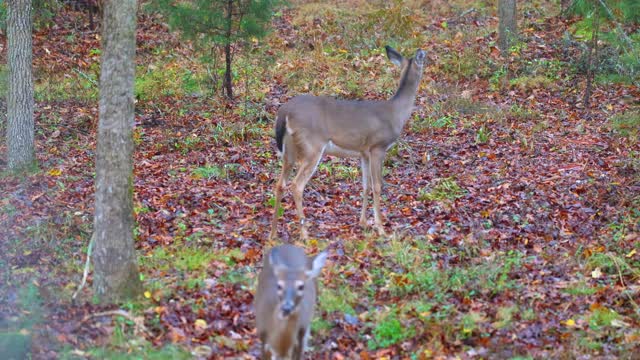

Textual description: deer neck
[390,66,421,127]
[269,311,300,358]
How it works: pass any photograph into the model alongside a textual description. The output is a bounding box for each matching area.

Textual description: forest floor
[1,0,639,359]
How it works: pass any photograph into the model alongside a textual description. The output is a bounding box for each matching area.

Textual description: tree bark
[6,0,34,171]
[498,0,517,52]
[93,0,141,302]
[223,0,233,99]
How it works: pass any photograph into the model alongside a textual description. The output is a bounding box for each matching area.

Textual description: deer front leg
[369,148,388,236]
[359,156,371,227]
[292,328,306,360]
[291,149,324,240]
[260,333,271,360]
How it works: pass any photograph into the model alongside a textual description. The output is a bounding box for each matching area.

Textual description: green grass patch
[135,66,207,101]
[368,307,415,350]
[508,104,540,122]
[140,243,246,293]
[609,110,639,142]
[311,318,334,338]
[318,161,359,181]
[85,341,191,360]
[384,248,525,299]
[191,164,240,180]
[460,311,486,338]
[418,177,467,202]
[509,75,554,91]
[35,69,99,102]
[318,283,358,316]
[563,281,597,296]
[437,46,491,81]
[586,252,640,278]
[493,305,518,329]
[209,122,266,145]
[475,125,491,144]
[588,306,621,330]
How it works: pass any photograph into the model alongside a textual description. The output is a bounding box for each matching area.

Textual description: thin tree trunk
[223,0,233,99]
[498,0,517,53]
[583,4,599,110]
[93,0,141,302]
[6,0,34,171]
[561,0,572,15]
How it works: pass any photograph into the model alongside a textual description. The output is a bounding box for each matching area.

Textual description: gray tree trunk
[6,0,34,171]
[93,0,141,302]
[498,0,517,52]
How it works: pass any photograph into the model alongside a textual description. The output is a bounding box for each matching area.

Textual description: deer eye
[297,284,304,292]
[276,283,284,292]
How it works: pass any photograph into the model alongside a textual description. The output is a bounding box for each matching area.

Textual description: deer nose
[281,301,294,316]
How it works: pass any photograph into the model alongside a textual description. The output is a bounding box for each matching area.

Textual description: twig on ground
[72,233,95,302]
[78,309,150,336]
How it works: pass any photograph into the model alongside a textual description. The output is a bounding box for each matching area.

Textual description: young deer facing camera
[270,46,426,240]
[254,245,328,360]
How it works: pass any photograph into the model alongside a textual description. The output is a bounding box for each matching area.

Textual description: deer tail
[275,113,287,154]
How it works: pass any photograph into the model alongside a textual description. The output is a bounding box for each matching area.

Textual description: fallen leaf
[194,318,207,329]
[591,268,602,279]
[48,168,62,176]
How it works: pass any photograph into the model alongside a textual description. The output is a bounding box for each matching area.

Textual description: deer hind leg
[291,142,325,241]
[359,155,371,227]
[369,148,388,236]
[270,150,294,241]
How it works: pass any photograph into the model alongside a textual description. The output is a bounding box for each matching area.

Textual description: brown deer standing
[254,245,328,360]
[270,46,426,240]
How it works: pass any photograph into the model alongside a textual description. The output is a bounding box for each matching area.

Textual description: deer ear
[306,250,328,279]
[385,46,403,67]
[270,251,289,278]
[269,248,285,276]
[415,49,426,66]
[268,247,279,267]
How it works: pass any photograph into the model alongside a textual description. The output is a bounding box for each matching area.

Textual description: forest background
[0,0,639,358]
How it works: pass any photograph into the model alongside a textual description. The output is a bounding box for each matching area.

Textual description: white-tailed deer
[270,46,426,240]
[254,245,328,360]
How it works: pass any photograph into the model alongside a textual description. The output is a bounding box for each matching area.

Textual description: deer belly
[325,141,360,158]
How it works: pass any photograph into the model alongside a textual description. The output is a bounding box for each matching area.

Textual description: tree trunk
[6,0,34,171]
[561,0,572,15]
[223,0,233,99]
[93,0,141,302]
[583,4,599,110]
[498,0,517,52]
[224,42,233,99]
